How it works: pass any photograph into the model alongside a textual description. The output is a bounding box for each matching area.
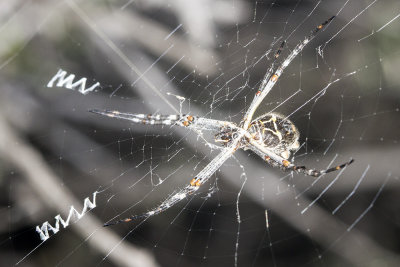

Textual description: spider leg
[274,40,286,59]
[253,40,286,100]
[248,140,353,177]
[242,16,335,129]
[290,159,354,177]
[243,41,285,120]
[104,145,238,226]
[90,109,180,125]
[89,109,237,132]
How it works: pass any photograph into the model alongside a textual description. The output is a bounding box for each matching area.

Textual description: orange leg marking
[271,74,279,82]
[183,121,190,127]
[187,115,194,122]
[282,160,290,167]
[190,178,201,187]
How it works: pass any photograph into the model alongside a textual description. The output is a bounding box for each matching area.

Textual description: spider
[90,16,354,226]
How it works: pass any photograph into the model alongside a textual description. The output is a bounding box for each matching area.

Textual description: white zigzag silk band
[47,69,100,95]
[36,192,98,241]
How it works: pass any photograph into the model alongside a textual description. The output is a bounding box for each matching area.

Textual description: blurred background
[0,0,400,266]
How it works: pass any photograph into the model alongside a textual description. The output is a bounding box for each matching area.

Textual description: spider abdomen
[249,113,300,157]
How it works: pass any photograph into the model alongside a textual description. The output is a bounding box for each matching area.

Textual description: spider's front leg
[104,145,238,226]
[248,140,354,177]
[241,16,335,129]
[89,109,237,132]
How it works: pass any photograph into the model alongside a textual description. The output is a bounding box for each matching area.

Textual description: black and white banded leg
[249,141,354,177]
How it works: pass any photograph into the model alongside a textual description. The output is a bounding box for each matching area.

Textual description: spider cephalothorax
[90,16,354,227]
[214,126,239,147]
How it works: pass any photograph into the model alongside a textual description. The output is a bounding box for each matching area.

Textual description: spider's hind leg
[248,141,354,178]
[277,157,354,177]
[293,159,354,177]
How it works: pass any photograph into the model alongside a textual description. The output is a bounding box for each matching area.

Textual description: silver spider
[90,16,353,226]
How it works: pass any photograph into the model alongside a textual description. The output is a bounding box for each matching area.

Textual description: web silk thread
[36,192,98,241]
[47,69,100,95]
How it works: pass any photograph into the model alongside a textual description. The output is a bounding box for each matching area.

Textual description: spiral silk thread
[47,69,100,95]
[36,192,98,241]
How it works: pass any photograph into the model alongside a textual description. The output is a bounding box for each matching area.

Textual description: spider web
[1,0,400,266]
